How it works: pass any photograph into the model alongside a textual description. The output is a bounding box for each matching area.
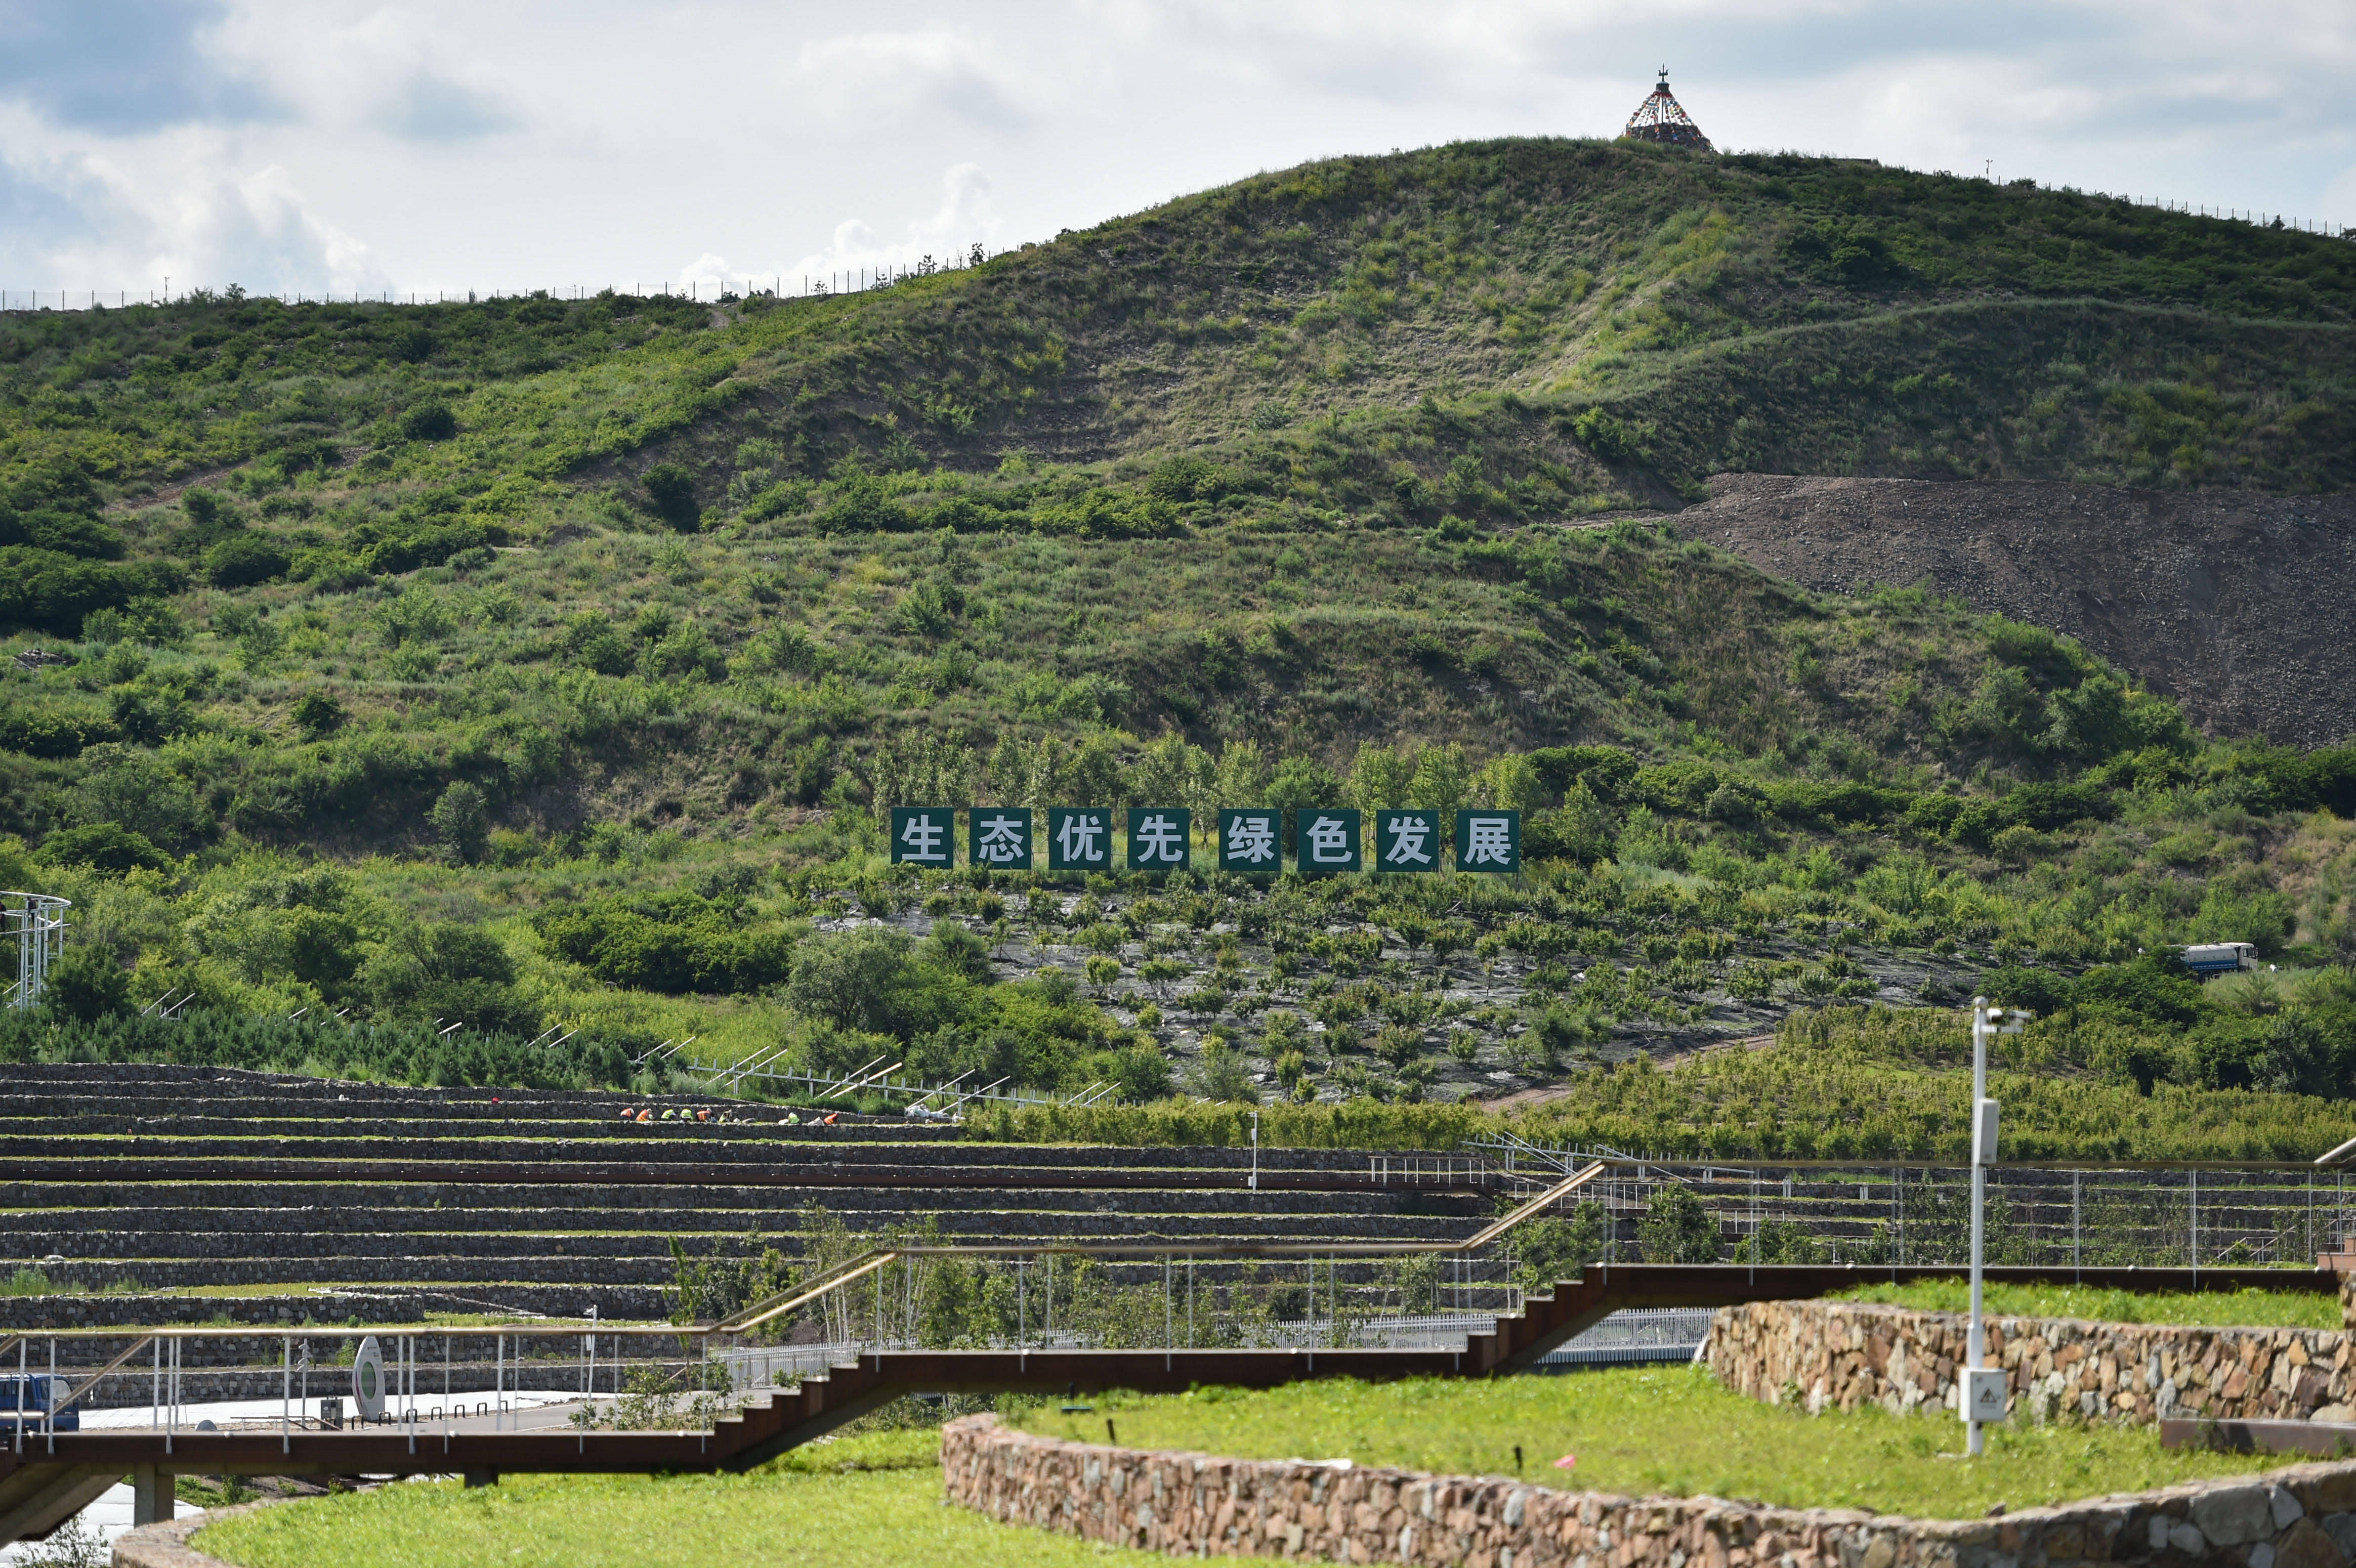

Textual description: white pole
[1967,997,1988,1457]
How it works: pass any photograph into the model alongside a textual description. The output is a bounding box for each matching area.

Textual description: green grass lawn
[190,1370,2316,1564]
[1832,1280,2342,1329]
[1011,1368,2297,1518]
[192,1429,1148,1568]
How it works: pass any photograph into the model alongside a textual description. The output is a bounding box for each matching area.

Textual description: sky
[1,0,2351,303]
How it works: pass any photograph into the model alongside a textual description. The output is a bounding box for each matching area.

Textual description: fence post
[2072,1170,2081,1280]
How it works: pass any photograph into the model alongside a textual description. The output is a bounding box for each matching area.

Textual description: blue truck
[0,1373,78,1432]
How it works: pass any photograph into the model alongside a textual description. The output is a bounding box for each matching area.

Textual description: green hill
[2,136,2353,1125]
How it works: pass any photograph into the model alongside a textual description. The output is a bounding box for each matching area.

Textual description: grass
[193,1429,1151,1568]
[1008,1368,2298,1517]
[1832,1280,2343,1329]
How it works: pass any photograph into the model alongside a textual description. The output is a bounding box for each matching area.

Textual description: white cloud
[683,164,1005,295]
[0,102,386,295]
[787,25,1032,128]
[0,0,2351,291]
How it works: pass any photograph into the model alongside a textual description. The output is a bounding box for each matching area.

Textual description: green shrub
[400,402,457,441]
[37,822,173,875]
[203,532,292,586]
[0,546,182,635]
[40,945,130,1022]
[642,463,702,530]
[290,691,346,739]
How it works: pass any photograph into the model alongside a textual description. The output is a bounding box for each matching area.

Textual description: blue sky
[0,0,2349,299]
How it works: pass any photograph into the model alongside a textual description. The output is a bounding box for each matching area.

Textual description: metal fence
[1468,1137,2356,1271]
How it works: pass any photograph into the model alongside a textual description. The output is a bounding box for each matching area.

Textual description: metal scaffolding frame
[2,892,68,1011]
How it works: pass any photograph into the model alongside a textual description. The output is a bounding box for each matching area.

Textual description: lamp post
[1965,997,2025,1456]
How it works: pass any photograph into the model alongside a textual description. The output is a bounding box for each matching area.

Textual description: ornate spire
[1623,68,1714,153]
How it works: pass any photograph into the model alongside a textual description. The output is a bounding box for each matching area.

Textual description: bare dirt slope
[1679,474,2356,746]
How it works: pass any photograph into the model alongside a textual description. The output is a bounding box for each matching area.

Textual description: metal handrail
[708,1160,1610,1334]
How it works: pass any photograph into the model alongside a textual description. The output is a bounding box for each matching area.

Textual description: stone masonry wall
[1708,1299,2356,1426]
[942,1413,2356,1567]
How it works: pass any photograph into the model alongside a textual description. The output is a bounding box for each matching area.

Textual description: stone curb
[942,1412,2356,1567]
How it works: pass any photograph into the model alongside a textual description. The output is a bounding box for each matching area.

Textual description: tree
[428,782,489,864]
[642,463,701,531]
[1514,1203,1609,1289]
[70,745,206,851]
[1349,746,1414,810]
[785,928,916,1036]
[365,922,538,1037]
[1407,743,1470,818]
[1213,740,1270,808]
[1638,1186,1722,1263]
[1189,1040,1259,1103]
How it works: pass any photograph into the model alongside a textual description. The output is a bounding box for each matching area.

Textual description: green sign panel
[969,807,1033,870]
[1126,808,1191,870]
[1374,809,1441,872]
[1046,808,1114,871]
[1296,808,1362,874]
[1455,809,1521,873]
[889,807,956,867]
[1217,809,1282,873]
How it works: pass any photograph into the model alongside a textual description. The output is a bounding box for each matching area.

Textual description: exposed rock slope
[1683,474,2356,746]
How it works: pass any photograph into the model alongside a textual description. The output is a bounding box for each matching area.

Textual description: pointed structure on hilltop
[1622,68,1714,153]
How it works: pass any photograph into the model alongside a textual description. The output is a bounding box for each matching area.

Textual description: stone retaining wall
[943,1413,2356,1566]
[1708,1299,2356,1426]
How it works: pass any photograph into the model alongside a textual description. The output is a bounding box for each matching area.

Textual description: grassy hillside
[2,137,2353,1119]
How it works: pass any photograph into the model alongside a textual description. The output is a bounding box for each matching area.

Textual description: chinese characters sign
[889,807,954,866]
[969,807,1032,870]
[891,807,1518,872]
[1047,808,1113,871]
[1126,808,1190,870]
[1217,809,1280,872]
[1455,809,1521,873]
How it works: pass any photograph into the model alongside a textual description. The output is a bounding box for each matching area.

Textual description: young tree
[429,782,490,864]
[1349,745,1414,810]
[1637,1186,1723,1263]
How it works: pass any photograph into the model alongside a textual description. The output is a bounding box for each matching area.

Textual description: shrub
[0,547,182,636]
[70,744,207,850]
[400,402,457,441]
[537,896,793,995]
[290,691,346,739]
[37,822,172,875]
[643,463,702,530]
[40,945,130,1022]
[1189,1041,1260,1103]
[204,533,292,587]
[1514,1203,1609,1288]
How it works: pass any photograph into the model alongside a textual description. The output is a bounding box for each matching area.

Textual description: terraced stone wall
[1708,1299,2356,1425]
[941,1414,2356,1567]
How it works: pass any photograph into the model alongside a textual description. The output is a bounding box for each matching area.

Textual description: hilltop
[1,137,2353,1122]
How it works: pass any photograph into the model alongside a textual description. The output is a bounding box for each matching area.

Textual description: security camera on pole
[1964,996,2026,1456]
